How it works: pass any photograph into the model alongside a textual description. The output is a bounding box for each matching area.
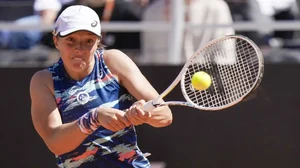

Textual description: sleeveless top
[47,50,150,168]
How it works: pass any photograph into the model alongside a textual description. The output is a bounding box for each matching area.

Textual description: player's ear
[53,36,59,50]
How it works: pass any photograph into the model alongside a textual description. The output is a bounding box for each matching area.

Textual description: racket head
[180,35,264,111]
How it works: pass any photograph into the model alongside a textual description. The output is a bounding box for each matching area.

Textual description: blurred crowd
[0,0,300,65]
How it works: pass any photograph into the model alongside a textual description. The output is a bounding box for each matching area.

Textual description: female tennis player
[29,5,172,168]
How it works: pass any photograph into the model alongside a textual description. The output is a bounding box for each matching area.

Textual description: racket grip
[142,100,156,111]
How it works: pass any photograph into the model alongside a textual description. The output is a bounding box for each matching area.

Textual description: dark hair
[98,43,106,49]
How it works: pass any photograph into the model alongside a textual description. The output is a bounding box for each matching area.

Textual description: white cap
[53,5,101,37]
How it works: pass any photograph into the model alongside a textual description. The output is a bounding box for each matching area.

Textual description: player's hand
[125,100,151,126]
[96,107,131,132]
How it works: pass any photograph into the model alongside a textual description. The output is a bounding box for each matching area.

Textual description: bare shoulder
[31,69,53,84]
[104,49,141,85]
[30,69,54,94]
[103,49,133,65]
[103,49,139,77]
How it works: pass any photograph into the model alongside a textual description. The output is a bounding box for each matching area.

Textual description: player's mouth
[73,57,84,61]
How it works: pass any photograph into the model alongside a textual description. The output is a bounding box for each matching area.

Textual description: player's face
[54,31,100,72]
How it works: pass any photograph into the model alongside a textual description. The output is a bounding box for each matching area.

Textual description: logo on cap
[91,20,98,27]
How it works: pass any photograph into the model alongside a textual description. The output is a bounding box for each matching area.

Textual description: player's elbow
[48,145,60,156]
[45,136,76,156]
[46,140,67,156]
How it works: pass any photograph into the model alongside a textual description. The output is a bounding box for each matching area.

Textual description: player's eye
[86,39,94,44]
[66,37,75,42]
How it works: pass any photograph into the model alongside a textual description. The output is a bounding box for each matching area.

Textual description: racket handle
[142,100,156,111]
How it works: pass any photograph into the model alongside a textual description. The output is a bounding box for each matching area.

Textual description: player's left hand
[125,100,151,126]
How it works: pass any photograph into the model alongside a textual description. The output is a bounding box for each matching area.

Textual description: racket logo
[76,91,90,105]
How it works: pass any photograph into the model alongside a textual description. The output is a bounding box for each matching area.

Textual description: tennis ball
[191,71,212,90]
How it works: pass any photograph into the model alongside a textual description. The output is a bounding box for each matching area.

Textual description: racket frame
[143,35,264,111]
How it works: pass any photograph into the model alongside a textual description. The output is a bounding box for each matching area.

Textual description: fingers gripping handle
[142,100,156,111]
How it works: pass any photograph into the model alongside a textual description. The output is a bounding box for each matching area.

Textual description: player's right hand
[96,107,131,132]
[125,100,151,126]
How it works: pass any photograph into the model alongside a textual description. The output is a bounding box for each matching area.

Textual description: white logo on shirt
[76,91,90,105]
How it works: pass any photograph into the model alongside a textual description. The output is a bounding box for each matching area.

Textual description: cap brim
[59,27,101,37]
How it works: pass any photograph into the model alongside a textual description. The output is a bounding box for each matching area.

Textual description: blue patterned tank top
[47,50,150,168]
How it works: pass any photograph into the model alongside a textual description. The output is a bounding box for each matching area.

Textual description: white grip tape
[142,100,156,111]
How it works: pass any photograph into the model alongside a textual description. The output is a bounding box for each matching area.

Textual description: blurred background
[2,0,300,66]
[1,0,300,168]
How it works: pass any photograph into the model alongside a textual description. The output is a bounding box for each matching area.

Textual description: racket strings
[218,38,259,103]
[183,37,261,108]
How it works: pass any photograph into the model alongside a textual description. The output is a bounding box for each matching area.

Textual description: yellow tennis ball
[191,71,212,90]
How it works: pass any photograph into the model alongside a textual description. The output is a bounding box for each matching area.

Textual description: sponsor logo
[91,20,98,27]
[76,91,90,105]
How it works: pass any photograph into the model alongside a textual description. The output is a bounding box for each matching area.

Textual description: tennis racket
[143,35,264,111]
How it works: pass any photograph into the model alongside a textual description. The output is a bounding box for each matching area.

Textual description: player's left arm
[104,49,173,127]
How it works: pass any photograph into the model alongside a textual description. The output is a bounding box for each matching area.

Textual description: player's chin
[71,62,87,71]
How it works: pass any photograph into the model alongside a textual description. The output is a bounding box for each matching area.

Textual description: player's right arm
[30,70,130,156]
[30,70,88,156]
